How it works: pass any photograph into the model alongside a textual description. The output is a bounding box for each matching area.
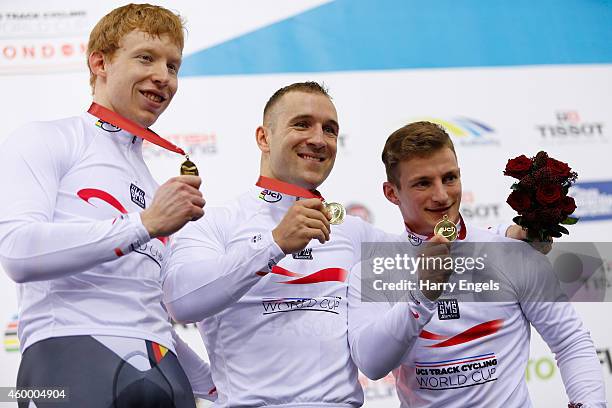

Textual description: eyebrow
[408,175,432,184]
[288,114,339,130]
[131,46,182,64]
[407,169,459,184]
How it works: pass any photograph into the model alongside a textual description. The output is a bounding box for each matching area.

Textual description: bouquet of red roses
[504,151,579,241]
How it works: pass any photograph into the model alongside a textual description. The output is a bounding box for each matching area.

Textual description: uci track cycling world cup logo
[0,9,89,75]
[417,117,499,147]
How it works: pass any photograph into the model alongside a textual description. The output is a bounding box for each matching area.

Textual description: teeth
[142,91,163,103]
[300,154,322,162]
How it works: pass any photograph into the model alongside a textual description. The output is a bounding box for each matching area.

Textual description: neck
[259,166,319,191]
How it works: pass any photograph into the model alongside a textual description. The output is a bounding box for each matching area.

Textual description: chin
[297,173,324,189]
[299,179,321,190]
[142,114,159,128]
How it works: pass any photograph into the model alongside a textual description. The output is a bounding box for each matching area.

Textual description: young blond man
[347,121,605,407]
[0,4,213,407]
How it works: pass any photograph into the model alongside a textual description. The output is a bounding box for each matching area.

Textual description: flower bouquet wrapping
[504,151,579,242]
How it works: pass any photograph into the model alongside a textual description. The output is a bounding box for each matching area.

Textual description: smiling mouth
[298,153,324,162]
[140,91,166,104]
[427,205,452,213]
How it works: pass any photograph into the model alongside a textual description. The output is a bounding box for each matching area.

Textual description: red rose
[536,184,562,205]
[504,155,532,179]
[521,210,540,227]
[535,208,564,225]
[546,158,571,178]
[533,167,554,184]
[534,151,549,169]
[507,190,531,212]
[518,174,537,190]
[560,196,577,215]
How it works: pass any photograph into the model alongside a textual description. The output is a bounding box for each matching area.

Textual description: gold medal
[180,156,199,176]
[434,214,458,241]
[324,201,345,225]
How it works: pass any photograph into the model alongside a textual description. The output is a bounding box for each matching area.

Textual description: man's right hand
[141,176,205,238]
[418,234,453,301]
[272,198,331,254]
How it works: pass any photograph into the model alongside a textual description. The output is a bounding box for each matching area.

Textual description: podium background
[1,1,611,405]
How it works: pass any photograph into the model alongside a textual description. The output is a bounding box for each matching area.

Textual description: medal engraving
[325,202,345,225]
[434,214,458,241]
[180,156,199,176]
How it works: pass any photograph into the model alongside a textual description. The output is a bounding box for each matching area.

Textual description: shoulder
[6,116,78,141]
[5,115,92,151]
[186,190,257,235]
[206,190,259,222]
[2,116,88,164]
[468,224,515,243]
[337,215,398,242]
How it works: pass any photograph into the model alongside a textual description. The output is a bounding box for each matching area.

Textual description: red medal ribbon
[255,175,324,200]
[405,214,467,241]
[87,102,185,156]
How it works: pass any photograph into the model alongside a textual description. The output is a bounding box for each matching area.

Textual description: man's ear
[383,181,401,206]
[88,51,107,81]
[255,126,270,153]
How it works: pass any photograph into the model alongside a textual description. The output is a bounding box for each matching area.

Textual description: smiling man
[384,141,461,239]
[347,121,605,407]
[0,4,212,407]
[163,82,393,407]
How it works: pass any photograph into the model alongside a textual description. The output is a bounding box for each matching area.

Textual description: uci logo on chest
[407,231,423,246]
[95,120,122,132]
[259,189,282,203]
[130,183,146,209]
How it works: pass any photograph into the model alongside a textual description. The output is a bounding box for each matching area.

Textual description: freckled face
[93,30,182,127]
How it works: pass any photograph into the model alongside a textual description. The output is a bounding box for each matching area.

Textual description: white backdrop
[1,1,611,406]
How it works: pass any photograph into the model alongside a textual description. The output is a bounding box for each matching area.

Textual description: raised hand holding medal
[256,176,344,225]
[257,176,343,254]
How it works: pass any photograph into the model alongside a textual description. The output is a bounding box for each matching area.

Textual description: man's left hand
[506,225,553,255]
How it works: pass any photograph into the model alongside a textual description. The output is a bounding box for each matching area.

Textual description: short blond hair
[382,121,456,187]
[87,3,185,90]
[263,82,331,126]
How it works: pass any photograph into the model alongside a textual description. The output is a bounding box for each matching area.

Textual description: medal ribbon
[255,175,324,200]
[87,102,186,156]
[405,215,467,241]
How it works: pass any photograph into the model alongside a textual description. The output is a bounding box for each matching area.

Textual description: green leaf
[550,224,569,235]
[512,216,523,226]
[561,217,579,225]
[510,183,520,191]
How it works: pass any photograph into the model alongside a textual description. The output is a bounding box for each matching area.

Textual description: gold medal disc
[325,202,345,225]
[180,157,199,176]
[433,214,458,241]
